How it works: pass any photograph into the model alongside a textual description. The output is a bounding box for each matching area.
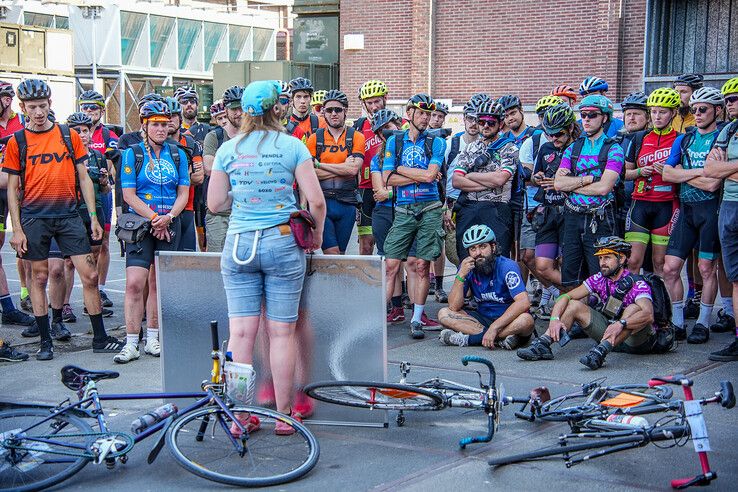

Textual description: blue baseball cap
[241,80,280,116]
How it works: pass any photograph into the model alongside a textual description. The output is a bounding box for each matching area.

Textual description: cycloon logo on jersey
[505,271,521,289]
[144,158,177,186]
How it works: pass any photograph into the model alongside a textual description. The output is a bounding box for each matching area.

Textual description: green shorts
[383,202,444,261]
[583,307,655,354]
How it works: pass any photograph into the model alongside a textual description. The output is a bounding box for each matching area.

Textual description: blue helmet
[241,80,279,116]
[579,76,609,96]
[462,224,496,249]
[578,94,614,115]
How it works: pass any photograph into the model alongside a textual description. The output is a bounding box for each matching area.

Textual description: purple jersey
[584,272,652,307]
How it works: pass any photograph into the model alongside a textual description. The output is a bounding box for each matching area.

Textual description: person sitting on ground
[517,236,657,370]
[438,224,535,350]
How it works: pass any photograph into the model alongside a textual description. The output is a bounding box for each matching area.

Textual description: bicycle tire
[304,381,445,411]
[0,407,94,492]
[414,383,484,409]
[167,405,319,487]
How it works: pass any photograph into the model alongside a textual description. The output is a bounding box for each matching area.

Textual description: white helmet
[689,86,724,106]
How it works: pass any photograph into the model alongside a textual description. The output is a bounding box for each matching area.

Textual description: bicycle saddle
[61,365,120,391]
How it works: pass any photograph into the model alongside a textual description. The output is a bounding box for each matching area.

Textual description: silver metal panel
[156,252,387,426]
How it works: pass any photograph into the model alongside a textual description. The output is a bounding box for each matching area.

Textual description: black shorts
[534,206,565,246]
[625,199,678,246]
[455,201,512,260]
[125,216,181,269]
[0,188,8,232]
[178,210,196,252]
[467,309,496,328]
[561,205,617,288]
[21,215,91,261]
[357,188,375,235]
[666,199,720,261]
[79,206,106,247]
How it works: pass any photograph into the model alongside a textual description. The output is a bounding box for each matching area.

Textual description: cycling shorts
[0,189,7,232]
[666,199,720,261]
[356,188,375,236]
[534,206,565,259]
[21,216,91,261]
[624,199,679,246]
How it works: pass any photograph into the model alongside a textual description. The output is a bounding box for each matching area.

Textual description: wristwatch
[167,213,176,220]
[618,318,628,329]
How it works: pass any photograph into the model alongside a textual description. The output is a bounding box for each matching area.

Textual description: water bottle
[130,403,178,434]
[606,414,649,427]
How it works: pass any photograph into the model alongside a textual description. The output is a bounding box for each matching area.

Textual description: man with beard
[173,85,210,143]
[438,225,534,349]
[672,73,703,133]
[518,236,657,370]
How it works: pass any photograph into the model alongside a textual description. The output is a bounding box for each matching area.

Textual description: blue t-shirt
[120,142,190,216]
[212,130,312,234]
[370,153,392,208]
[382,130,446,205]
[664,130,720,202]
[460,256,526,320]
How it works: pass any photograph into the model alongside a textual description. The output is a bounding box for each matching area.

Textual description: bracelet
[150,212,158,220]
[637,168,641,177]
[88,211,97,216]
[167,212,176,220]
[550,316,560,321]
[556,293,572,302]
[314,161,321,169]
[387,189,393,199]
[455,274,466,283]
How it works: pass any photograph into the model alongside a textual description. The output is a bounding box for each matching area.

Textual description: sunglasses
[278,97,290,105]
[478,118,499,127]
[725,95,738,104]
[413,102,436,111]
[180,98,198,105]
[546,130,567,138]
[692,106,712,115]
[580,111,603,120]
[324,107,345,114]
[464,115,478,123]
[80,104,101,111]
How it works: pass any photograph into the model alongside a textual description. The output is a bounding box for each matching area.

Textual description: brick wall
[340,0,647,115]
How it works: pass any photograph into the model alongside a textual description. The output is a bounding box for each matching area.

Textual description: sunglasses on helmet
[412,101,436,112]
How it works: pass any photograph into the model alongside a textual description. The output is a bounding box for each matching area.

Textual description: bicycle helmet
[434,102,449,115]
[593,236,632,257]
[165,96,182,115]
[673,73,704,89]
[407,93,436,112]
[498,94,522,111]
[16,79,51,101]
[721,77,738,96]
[462,224,496,249]
[542,103,576,135]
[579,76,609,96]
[278,80,291,97]
[535,95,564,114]
[551,85,578,102]
[370,109,402,132]
[646,88,680,109]
[173,85,198,102]
[47,109,56,123]
[289,77,314,94]
[469,93,492,107]
[66,112,93,128]
[620,91,648,111]
[311,89,326,107]
[210,99,226,116]
[476,100,504,119]
[690,87,724,107]
[222,85,244,107]
[137,93,165,108]
[139,100,171,122]
[578,94,614,114]
[241,80,279,116]
[78,89,105,107]
[0,80,14,98]
[462,101,479,116]
[323,89,349,107]
[359,79,388,100]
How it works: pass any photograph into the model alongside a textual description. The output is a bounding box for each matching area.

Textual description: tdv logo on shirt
[326,144,351,153]
[28,152,71,165]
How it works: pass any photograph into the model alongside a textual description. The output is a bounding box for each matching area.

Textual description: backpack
[314,127,356,161]
[531,131,543,162]
[390,129,435,169]
[569,135,625,210]
[285,119,298,135]
[625,129,648,164]
[130,141,182,178]
[715,119,738,150]
[14,124,76,191]
[447,134,462,168]
[214,126,226,149]
[352,116,368,132]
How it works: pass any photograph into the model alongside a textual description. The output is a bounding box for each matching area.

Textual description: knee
[48,265,64,283]
[80,269,99,288]
[518,312,535,334]
[125,279,145,298]
[386,261,401,278]
[32,269,49,286]
[698,261,717,281]
[415,261,430,279]
[662,260,681,280]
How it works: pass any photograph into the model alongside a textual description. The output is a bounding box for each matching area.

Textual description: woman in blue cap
[208,80,326,435]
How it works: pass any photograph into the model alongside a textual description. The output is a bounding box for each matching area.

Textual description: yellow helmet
[311,90,326,107]
[722,77,738,96]
[535,95,564,114]
[359,80,388,100]
[646,88,680,109]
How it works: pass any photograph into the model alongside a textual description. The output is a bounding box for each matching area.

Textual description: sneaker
[92,336,125,353]
[99,290,113,308]
[674,323,687,341]
[409,321,425,339]
[517,338,554,361]
[36,339,54,361]
[83,307,114,318]
[2,309,36,326]
[144,338,161,356]
[0,342,29,362]
[62,304,76,323]
[401,294,412,310]
[230,414,261,438]
[20,296,33,312]
[687,323,709,344]
[420,313,441,330]
[579,345,608,370]
[21,322,39,338]
[113,343,140,364]
[684,298,699,320]
[387,307,405,324]
[435,287,448,303]
[293,391,314,419]
[708,339,738,361]
[256,382,276,407]
[496,333,530,350]
[50,321,71,342]
[534,304,552,320]
[439,329,468,347]
[710,309,735,333]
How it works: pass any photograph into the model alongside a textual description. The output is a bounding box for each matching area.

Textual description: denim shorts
[719,201,738,282]
[221,226,306,323]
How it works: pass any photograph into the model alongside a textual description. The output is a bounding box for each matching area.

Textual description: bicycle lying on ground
[0,322,319,491]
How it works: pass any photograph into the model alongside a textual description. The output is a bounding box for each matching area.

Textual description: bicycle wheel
[0,407,93,492]
[167,405,319,487]
[304,381,445,411]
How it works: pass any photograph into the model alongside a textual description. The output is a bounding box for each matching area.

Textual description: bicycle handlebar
[648,375,692,387]
[210,320,219,351]
[461,356,496,388]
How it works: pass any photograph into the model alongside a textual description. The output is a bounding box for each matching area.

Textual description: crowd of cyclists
[0,71,737,373]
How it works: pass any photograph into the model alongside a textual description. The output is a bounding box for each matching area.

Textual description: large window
[229,25,250,61]
[120,12,146,65]
[204,22,226,70]
[23,13,54,28]
[178,19,202,70]
[252,28,273,61]
[150,15,175,67]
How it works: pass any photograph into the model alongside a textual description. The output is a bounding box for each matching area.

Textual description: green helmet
[578,94,614,115]
[542,103,576,135]
[462,225,496,249]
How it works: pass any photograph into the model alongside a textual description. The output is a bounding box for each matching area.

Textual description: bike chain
[2,432,135,459]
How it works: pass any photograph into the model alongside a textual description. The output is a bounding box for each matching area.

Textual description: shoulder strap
[570,137,586,175]
[629,130,647,163]
[14,129,27,189]
[167,142,181,170]
[532,132,542,161]
[315,128,326,161]
[286,119,297,134]
[215,126,225,148]
[345,126,355,156]
[424,134,434,161]
[393,130,406,167]
[679,132,696,167]
[58,124,76,163]
[596,138,615,173]
[448,134,461,166]
[310,114,320,134]
[101,126,111,146]
[132,144,145,177]
[352,116,367,132]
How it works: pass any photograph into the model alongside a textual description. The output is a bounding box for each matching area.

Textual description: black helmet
[139,100,171,122]
[173,85,198,102]
[462,101,479,116]
[78,90,104,107]
[476,100,504,119]
[542,103,576,135]
[469,93,492,107]
[370,109,401,132]
[0,80,14,98]
[434,102,449,115]
[222,85,244,107]
[323,89,349,107]
[137,93,165,109]
[593,236,632,258]
[16,79,51,101]
[673,73,704,89]
[66,112,93,128]
[621,91,648,111]
[407,93,436,112]
[497,94,521,111]
[289,77,314,94]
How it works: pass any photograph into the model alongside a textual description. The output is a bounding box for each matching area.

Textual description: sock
[391,296,402,308]
[697,302,713,327]
[722,297,734,318]
[35,314,51,342]
[672,300,685,327]
[0,294,14,312]
[20,287,29,299]
[411,304,424,324]
[540,289,552,306]
[51,307,62,323]
[126,333,139,347]
[435,275,443,290]
[468,330,485,346]
[89,313,106,341]
[694,288,702,302]
[147,327,159,342]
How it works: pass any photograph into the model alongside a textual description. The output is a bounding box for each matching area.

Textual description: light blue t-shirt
[369,153,392,208]
[212,131,312,233]
[383,130,446,205]
[716,122,738,202]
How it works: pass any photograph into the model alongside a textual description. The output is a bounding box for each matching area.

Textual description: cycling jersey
[559,134,624,209]
[369,153,392,208]
[627,129,678,202]
[719,123,738,202]
[665,129,720,202]
[289,113,324,138]
[532,142,567,206]
[182,121,211,143]
[672,112,696,134]
[453,138,517,203]
[0,113,24,142]
[383,131,446,205]
[584,271,652,307]
[444,132,475,201]
[357,118,382,189]
[460,255,526,320]
[306,127,365,202]
[90,124,118,155]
